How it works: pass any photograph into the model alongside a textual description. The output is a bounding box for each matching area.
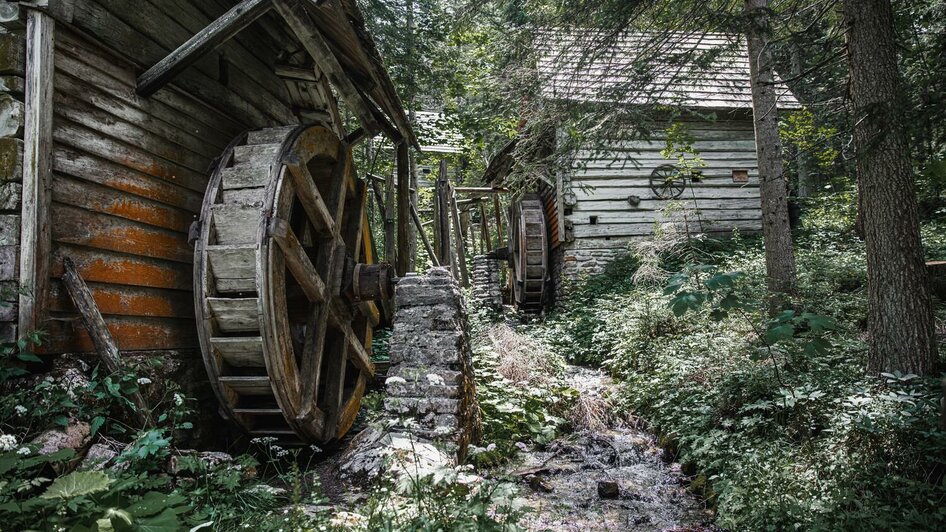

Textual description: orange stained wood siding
[42,24,290,354]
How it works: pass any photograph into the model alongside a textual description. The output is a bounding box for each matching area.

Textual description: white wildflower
[16,447,30,456]
[173,393,184,406]
[426,373,445,386]
[0,434,18,452]
[486,443,497,452]
[14,405,27,416]
[515,441,528,452]
[309,444,322,453]
[136,377,152,385]
[385,376,406,386]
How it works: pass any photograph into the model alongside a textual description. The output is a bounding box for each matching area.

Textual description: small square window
[732,169,749,183]
[589,216,598,225]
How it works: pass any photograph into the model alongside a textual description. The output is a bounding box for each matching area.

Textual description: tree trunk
[843,0,937,376]
[744,0,797,297]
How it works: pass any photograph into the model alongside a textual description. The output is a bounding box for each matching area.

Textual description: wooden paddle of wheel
[508,194,549,313]
[195,124,393,444]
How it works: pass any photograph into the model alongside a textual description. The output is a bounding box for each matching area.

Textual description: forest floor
[501,365,716,531]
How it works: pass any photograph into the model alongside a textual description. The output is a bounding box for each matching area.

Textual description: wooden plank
[50,244,192,291]
[54,31,243,139]
[570,185,761,202]
[212,204,260,245]
[51,203,192,263]
[54,68,225,159]
[206,244,256,293]
[18,9,55,338]
[219,375,272,395]
[52,174,193,233]
[61,256,153,427]
[48,280,194,319]
[54,146,202,213]
[572,219,762,239]
[269,217,327,303]
[54,91,212,174]
[570,209,762,225]
[54,119,209,193]
[137,0,273,97]
[210,336,264,368]
[67,0,279,126]
[208,297,260,332]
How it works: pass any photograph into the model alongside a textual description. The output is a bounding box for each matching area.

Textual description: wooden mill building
[533,32,799,285]
[0,0,417,441]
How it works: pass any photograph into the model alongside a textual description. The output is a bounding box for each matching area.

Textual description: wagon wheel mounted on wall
[650,163,688,200]
[508,194,549,313]
[195,125,393,444]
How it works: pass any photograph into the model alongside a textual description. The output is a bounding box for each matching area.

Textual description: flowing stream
[508,366,718,532]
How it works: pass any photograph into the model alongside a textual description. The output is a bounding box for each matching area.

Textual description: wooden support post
[384,172,396,266]
[18,9,54,340]
[411,203,439,267]
[479,202,490,252]
[62,258,153,428]
[395,142,411,275]
[449,184,469,287]
[431,180,442,260]
[493,194,504,249]
[435,160,451,268]
[136,0,272,97]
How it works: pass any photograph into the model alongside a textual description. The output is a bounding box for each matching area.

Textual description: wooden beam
[454,187,509,194]
[269,218,327,303]
[275,64,318,82]
[18,9,54,340]
[493,194,505,248]
[273,0,381,137]
[449,184,469,287]
[284,159,334,236]
[479,202,491,252]
[396,141,411,276]
[136,0,273,97]
[62,257,153,428]
[434,160,451,269]
[411,203,439,267]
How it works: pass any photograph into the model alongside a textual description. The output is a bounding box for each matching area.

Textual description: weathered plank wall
[0,28,24,343]
[558,116,762,279]
[40,1,300,353]
[565,117,762,244]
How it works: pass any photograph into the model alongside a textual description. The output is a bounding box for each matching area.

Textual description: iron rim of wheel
[195,124,389,444]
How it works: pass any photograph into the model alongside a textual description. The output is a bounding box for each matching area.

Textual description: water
[510,367,718,532]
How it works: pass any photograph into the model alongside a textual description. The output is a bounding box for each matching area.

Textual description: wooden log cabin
[532,32,800,286]
[0,0,416,439]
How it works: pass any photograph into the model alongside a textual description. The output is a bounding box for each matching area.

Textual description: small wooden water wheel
[194,124,393,444]
[508,194,549,312]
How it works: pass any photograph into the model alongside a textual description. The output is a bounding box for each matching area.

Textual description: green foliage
[528,209,946,530]
[354,465,527,531]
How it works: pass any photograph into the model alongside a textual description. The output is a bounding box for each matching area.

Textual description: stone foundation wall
[0,29,25,343]
[471,255,502,311]
[383,267,480,459]
[556,244,631,303]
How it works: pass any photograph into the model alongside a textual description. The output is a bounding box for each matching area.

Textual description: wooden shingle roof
[537,31,800,110]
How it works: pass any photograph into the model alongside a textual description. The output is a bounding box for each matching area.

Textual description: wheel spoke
[269,217,326,303]
[285,160,335,237]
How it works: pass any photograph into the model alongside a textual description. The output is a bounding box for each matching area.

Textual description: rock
[78,443,119,471]
[527,474,554,493]
[167,450,234,475]
[32,421,91,456]
[597,480,620,499]
[337,427,456,486]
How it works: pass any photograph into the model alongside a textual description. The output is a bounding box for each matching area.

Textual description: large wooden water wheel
[194,124,393,444]
[508,194,549,312]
